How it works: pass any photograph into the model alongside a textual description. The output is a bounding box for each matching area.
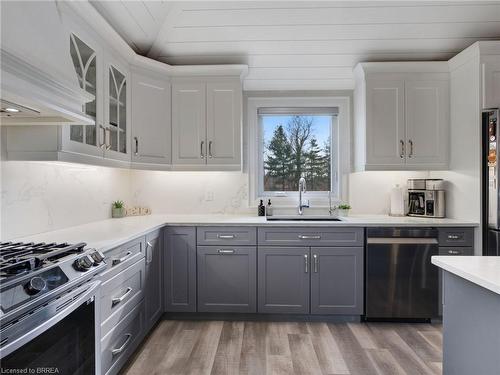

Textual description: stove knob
[25,276,46,295]
[90,250,105,265]
[73,256,93,272]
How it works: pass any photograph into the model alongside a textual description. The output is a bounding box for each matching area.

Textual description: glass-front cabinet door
[103,59,130,161]
[62,33,104,157]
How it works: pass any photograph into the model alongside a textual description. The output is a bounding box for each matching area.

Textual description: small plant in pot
[112,200,126,218]
[337,203,351,217]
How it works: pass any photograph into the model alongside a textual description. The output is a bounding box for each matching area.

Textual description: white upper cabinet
[104,57,130,162]
[405,80,449,167]
[172,82,207,166]
[61,32,103,157]
[206,82,242,167]
[172,78,242,170]
[365,79,406,167]
[354,63,450,171]
[482,56,500,109]
[131,68,171,166]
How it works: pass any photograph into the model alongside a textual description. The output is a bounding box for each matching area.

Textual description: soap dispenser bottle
[266,199,273,216]
[258,200,266,216]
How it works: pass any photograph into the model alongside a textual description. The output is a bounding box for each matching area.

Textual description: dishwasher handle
[367,238,438,245]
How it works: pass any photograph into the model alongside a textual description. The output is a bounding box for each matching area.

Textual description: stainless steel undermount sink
[266,215,342,221]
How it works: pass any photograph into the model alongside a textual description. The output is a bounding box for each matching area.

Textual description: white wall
[1,161,130,239]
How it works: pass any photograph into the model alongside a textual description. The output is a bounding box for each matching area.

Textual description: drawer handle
[112,251,132,266]
[112,333,132,356]
[313,254,318,273]
[112,287,133,306]
[298,235,321,240]
[218,249,235,254]
[447,234,461,240]
[218,234,235,239]
[448,250,461,255]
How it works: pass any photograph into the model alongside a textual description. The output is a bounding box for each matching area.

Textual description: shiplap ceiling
[90,1,500,90]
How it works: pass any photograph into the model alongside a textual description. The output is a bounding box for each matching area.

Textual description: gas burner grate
[0,242,86,277]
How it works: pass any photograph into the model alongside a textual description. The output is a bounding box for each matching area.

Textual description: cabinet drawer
[438,247,474,256]
[438,228,474,247]
[197,226,257,246]
[197,246,257,313]
[99,259,145,336]
[101,236,145,282]
[101,302,145,375]
[258,227,364,247]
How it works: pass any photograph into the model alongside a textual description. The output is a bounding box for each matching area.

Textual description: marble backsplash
[2,161,431,240]
[1,161,130,239]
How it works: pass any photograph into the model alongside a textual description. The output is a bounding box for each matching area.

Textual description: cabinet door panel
[131,71,171,165]
[482,59,500,109]
[197,246,256,313]
[258,247,310,314]
[104,58,131,162]
[172,83,206,165]
[145,230,163,329]
[365,79,406,167]
[405,80,449,167]
[206,82,241,166]
[310,247,363,315]
[164,227,196,312]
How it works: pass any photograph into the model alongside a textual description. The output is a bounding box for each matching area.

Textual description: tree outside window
[261,114,334,193]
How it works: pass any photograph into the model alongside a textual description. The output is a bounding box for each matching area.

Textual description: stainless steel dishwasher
[365,227,439,320]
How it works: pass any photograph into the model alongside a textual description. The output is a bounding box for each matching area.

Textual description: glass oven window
[1,299,95,374]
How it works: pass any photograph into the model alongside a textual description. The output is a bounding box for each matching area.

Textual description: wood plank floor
[121,320,442,375]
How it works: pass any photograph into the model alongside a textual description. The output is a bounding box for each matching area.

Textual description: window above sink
[247,96,351,207]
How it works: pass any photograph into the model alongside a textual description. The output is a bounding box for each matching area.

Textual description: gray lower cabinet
[164,227,197,312]
[310,247,363,315]
[144,229,163,330]
[197,246,257,313]
[258,247,310,314]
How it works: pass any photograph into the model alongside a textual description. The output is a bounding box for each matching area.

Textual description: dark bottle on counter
[266,199,273,216]
[258,200,266,216]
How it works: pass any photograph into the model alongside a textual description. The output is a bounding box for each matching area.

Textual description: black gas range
[0,241,106,374]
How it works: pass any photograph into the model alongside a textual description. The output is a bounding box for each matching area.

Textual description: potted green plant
[337,203,351,217]
[112,200,126,218]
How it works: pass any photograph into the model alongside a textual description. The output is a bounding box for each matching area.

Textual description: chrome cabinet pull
[112,251,132,266]
[112,287,133,306]
[400,139,405,159]
[304,254,309,273]
[448,250,461,255]
[200,141,205,159]
[105,128,111,150]
[146,241,153,263]
[218,234,235,239]
[313,254,318,273]
[448,234,460,240]
[298,235,321,240]
[112,333,132,356]
[218,249,235,254]
[208,141,213,158]
[99,125,106,149]
[408,139,414,158]
[134,137,139,156]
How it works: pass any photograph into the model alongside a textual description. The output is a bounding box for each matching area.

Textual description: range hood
[0,49,95,126]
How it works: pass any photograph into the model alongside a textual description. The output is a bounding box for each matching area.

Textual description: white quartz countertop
[8,214,478,253]
[432,256,500,295]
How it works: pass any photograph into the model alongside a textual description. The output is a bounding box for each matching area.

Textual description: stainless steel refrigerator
[483,109,500,255]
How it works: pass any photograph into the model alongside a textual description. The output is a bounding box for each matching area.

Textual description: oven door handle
[0,280,101,358]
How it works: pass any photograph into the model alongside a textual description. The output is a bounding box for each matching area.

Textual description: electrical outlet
[205,191,214,201]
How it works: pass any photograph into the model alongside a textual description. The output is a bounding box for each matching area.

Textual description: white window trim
[247,96,350,207]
